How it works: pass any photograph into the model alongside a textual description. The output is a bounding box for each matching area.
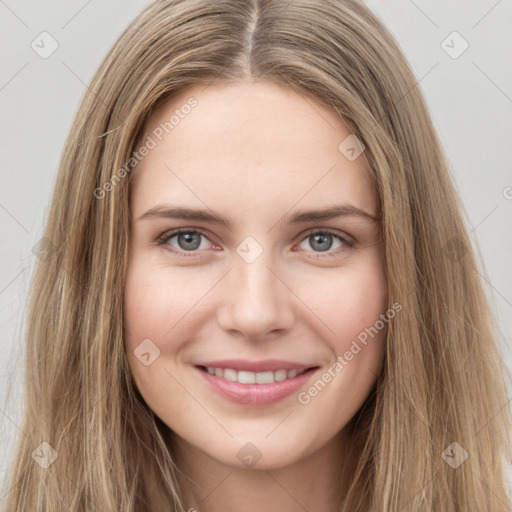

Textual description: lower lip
[194,366,319,406]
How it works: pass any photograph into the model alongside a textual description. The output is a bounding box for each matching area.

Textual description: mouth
[193,362,320,406]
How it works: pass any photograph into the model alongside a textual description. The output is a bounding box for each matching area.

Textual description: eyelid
[157,227,214,244]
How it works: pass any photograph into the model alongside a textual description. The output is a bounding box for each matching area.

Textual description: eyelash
[156,227,354,258]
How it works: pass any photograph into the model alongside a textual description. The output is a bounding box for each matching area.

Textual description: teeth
[204,366,308,384]
[223,368,237,381]
[274,369,287,381]
[238,371,256,384]
[256,371,274,384]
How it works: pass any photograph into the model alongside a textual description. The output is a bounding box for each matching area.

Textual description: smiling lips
[194,359,319,405]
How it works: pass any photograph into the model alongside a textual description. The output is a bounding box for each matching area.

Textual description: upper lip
[195,359,318,373]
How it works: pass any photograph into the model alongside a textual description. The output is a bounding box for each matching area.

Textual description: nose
[217,252,295,340]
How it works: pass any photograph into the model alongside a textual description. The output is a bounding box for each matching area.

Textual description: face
[123,80,388,471]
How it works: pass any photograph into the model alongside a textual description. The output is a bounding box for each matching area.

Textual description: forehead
[131,80,377,220]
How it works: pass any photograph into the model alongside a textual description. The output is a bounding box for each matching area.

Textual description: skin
[123,80,388,512]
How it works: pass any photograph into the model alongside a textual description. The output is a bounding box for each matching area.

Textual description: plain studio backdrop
[0,0,511,499]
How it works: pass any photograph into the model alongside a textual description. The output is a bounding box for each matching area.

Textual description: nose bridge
[217,243,294,337]
[235,251,277,301]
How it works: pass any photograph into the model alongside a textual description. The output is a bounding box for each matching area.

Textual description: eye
[296,228,353,256]
[157,228,216,256]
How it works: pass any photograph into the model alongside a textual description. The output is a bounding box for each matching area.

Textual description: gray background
[1,0,511,500]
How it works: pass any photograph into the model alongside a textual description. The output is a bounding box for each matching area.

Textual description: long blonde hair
[3,0,510,510]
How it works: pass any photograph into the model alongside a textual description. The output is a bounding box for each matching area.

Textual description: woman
[3,0,510,510]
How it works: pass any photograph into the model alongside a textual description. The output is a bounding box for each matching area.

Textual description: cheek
[123,260,189,392]
[123,259,204,347]
[313,261,388,349]
[303,259,388,399]
[299,257,386,408]
[293,265,388,425]
[122,256,227,404]
[122,260,199,414]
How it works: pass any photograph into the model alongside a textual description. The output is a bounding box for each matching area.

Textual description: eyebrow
[137,203,379,227]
